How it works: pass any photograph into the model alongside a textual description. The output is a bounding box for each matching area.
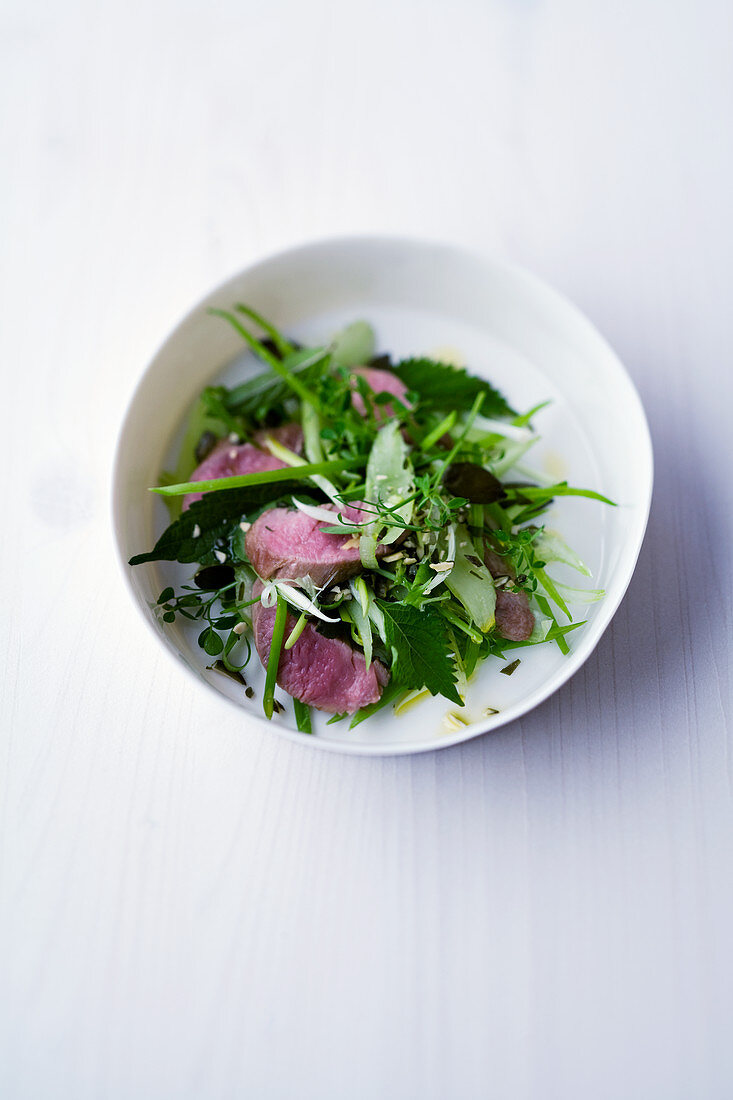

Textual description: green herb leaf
[377,601,462,705]
[128,482,302,566]
[391,358,515,418]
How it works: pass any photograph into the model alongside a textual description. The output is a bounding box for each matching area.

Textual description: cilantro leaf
[391,358,515,418]
[129,482,301,566]
[377,601,462,705]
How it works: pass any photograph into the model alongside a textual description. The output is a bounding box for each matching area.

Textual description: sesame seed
[214,549,227,564]
[429,561,455,572]
[228,448,238,460]
[239,521,251,532]
[375,474,387,481]
[383,552,404,563]
[403,557,417,565]
[233,622,247,635]
[228,432,239,443]
[192,524,201,538]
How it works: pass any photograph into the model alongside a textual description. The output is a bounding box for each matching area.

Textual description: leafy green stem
[263,593,288,719]
[151,458,357,497]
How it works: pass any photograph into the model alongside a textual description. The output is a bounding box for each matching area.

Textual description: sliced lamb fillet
[252,582,388,714]
[349,366,411,419]
[483,547,535,642]
[182,423,304,511]
[246,502,392,587]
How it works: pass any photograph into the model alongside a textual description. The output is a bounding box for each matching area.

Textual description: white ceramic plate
[112,237,653,755]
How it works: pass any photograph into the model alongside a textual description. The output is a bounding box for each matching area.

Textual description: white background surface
[1,1,731,1097]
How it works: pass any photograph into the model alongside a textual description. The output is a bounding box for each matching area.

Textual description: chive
[209,308,326,413]
[234,302,294,358]
[262,593,288,719]
[420,409,457,451]
[500,658,521,675]
[150,458,355,497]
[534,594,571,655]
[436,605,483,643]
[431,391,486,485]
[535,566,572,620]
[512,400,551,427]
[506,482,616,506]
[293,698,312,734]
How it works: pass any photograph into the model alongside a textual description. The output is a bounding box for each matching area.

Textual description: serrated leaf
[129,482,302,566]
[377,601,462,705]
[391,358,515,418]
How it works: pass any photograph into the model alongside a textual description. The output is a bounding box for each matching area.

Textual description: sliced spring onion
[345,595,373,668]
[261,580,340,623]
[467,413,534,443]
[533,529,592,576]
[360,421,414,565]
[331,320,376,368]
[444,526,496,632]
[284,612,308,650]
[291,497,357,528]
[549,580,605,604]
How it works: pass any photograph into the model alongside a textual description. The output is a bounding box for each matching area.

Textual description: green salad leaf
[391,357,515,418]
[377,601,462,705]
[129,482,302,566]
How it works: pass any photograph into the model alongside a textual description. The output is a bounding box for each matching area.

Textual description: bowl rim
[111,233,654,756]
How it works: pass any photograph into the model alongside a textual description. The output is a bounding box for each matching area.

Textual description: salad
[130,304,612,733]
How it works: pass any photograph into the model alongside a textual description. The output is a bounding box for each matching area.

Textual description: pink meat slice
[349,366,411,419]
[252,582,389,714]
[182,423,304,510]
[246,502,388,587]
[484,548,535,642]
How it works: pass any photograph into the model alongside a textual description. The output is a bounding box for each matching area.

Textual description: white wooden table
[2,2,731,1097]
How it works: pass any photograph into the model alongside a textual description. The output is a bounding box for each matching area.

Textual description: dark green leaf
[201,629,224,656]
[391,358,515,418]
[157,587,174,604]
[377,601,462,705]
[214,615,239,630]
[128,482,302,566]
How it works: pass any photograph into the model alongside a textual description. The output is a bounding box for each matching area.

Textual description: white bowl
[112,236,653,755]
